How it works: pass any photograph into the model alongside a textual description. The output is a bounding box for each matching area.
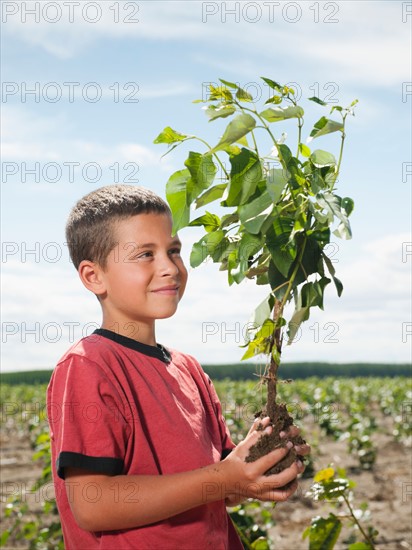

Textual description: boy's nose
[159,255,180,276]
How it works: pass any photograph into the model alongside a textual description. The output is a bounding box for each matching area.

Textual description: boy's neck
[100,318,157,347]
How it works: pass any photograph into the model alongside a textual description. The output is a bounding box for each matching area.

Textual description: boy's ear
[78,260,107,297]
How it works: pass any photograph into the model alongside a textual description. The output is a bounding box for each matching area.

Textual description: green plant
[0,386,63,549]
[229,501,274,549]
[343,415,377,470]
[155,77,357,463]
[304,466,378,549]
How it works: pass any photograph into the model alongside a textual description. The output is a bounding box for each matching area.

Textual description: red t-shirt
[47,329,243,549]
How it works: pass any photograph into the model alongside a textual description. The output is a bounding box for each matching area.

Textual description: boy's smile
[92,212,187,345]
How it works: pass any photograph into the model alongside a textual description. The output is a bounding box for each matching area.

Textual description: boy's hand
[222,417,310,505]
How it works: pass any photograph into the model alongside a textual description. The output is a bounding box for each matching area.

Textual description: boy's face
[97,213,187,332]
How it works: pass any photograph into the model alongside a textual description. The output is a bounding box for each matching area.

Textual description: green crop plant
[305,466,378,549]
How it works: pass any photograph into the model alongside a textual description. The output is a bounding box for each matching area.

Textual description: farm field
[1,377,411,549]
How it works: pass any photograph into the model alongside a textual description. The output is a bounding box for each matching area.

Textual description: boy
[47,184,309,549]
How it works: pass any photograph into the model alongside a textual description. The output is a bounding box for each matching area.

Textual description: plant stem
[239,105,279,151]
[296,119,303,158]
[342,493,376,549]
[193,136,230,179]
[249,129,260,157]
[280,236,307,314]
[266,237,307,419]
[266,299,283,420]
[336,113,347,178]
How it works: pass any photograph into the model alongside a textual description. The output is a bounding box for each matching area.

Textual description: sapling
[155,77,357,472]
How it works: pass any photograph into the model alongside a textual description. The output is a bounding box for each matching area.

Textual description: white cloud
[1,105,174,170]
[3,1,410,86]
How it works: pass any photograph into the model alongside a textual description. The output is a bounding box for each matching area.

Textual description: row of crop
[1,378,410,548]
[214,377,411,470]
[2,364,411,386]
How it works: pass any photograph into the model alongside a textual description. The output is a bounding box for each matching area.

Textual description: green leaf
[238,191,273,234]
[225,148,262,206]
[189,212,221,232]
[221,212,239,228]
[190,230,225,268]
[309,228,330,243]
[236,87,253,102]
[260,77,282,91]
[278,144,293,166]
[154,126,188,144]
[204,104,236,121]
[208,85,234,102]
[332,276,343,297]
[166,169,191,234]
[209,114,256,154]
[294,236,322,287]
[250,294,275,327]
[309,169,328,194]
[299,143,311,158]
[259,105,304,123]
[310,476,350,501]
[288,303,310,344]
[308,96,328,106]
[266,168,288,202]
[266,217,295,277]
[322,252,343,297]
[307,514,342,550]
[310,277,331,310]
[317,191,352,239]
[268,260,289,299]
[265,95,282,105]
[241,319,274,359]
[310,150,337,168]
[184,152,217,201]
[236,135,249,147]
[195,184,226,208]
[238,233,263,264]
[287,278,330,343]
[342,196,354,216]
[308,117,344,141]
[348,543,374,550]
[232,233,263,282]
[218,78,238,89]
[0,531,10,546]
[333,222,352,240]
[250,537,270,550]
[268,241,296,278]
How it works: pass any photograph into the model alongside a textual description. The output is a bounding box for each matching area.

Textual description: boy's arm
[65,418,304,532]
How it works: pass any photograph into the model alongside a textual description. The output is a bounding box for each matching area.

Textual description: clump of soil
[245,402,306,476]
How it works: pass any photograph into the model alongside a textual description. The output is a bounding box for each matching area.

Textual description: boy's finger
[279,425,300,438]
[267,480,299,502]
[260,459,302,489]
[247,416,270,435]
[250,440,293,472]
[294,443,311,456]
[249,478,299,502]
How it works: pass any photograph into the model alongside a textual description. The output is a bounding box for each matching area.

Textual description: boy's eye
[169,248,181,256]
[137,251,153,259]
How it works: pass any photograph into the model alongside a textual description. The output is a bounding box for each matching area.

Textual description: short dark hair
[66,185,171,270]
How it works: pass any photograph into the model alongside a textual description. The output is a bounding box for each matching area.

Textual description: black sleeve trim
[221,448,233,460]
[57,451,124,480]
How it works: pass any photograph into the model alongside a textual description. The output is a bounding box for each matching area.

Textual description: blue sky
[1,0,411,371]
